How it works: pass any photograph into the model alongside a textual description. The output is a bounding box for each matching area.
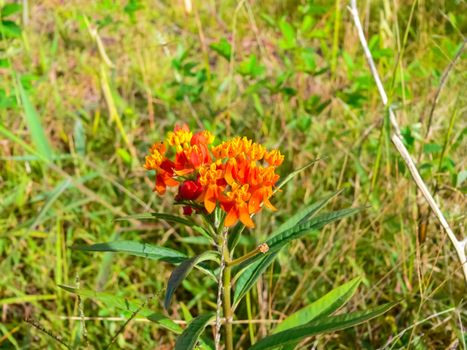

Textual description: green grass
[1,0,466,349]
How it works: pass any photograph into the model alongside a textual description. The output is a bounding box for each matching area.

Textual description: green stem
[227,246,260,267]
[246,290,255,345]
[223,243,234,350]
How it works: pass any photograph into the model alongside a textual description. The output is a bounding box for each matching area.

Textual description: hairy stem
[214,228,227,350]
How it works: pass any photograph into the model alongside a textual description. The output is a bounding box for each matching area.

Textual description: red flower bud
[177,180,203,201]
[182,206,194,216]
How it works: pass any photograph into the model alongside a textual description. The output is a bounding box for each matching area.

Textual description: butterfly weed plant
[66,125,397,349]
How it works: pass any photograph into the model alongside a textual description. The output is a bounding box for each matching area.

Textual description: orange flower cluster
[145,125,284,228]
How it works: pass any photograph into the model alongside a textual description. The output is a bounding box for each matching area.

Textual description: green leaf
[267,207,362,254]
[250,302,398,350]
[1,4,22,18]
[300,48,317,73]
[228,222,246,253]
[237,55,265,78]
[174,312,215,350]
[0,20,21,38]
[275,190,343,234]
[423,143,442,154]
[17,77,53,161]
[272,277,362,333]
[59,285,182,334]
[72,240,187,264]
[274,159,322,194]
[233,252,277,305]
[165,251,219,310]
[209,38,231,60]
[279,18,296,49]
[124,0,143,20]
[233,207,362,305]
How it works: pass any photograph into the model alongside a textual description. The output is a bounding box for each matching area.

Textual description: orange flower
[173,129,214,176]
[198,161,227,213]
[144,142,178,194]
[167,124,192,152]
[265,149,284,166]
[145,126,283,226]
[220,183,255,228]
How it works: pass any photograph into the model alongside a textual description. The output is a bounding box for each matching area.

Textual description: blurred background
[0,0,466,348]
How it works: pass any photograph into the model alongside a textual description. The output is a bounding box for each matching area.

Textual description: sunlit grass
[0,0,465,348]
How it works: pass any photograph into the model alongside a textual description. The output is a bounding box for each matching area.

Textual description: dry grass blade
[348,0,467,282]
[424,39,466,138]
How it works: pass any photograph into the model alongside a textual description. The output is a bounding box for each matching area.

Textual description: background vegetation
[0,0,466,348]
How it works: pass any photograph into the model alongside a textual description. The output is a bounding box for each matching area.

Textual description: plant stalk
[227,246,259,267]
[223,242,234,350]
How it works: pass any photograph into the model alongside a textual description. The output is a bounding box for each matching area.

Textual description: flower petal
[263,196,277,211]
[248,190,262,214]
[239,205,255,228]
[155,175,166,194]
[224,208,239,227]
[204,186,217,213]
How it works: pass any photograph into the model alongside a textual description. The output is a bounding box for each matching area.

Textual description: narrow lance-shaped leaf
[233,207,363,306]
[165,251,219,310]
[174,312,215,350]
[266,207,362,254]
[273,159,322,194]
[250,302,398,350]
[59,285,182,334]
[272,277,362,333]
[72,240,187,264]
[233,252,277,306]
[228,222,246,253]
[274,189,343,234]
[238,207,362,272]
[17,77,54,161]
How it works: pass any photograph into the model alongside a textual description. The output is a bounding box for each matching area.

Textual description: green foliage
[274,190,342,233]
[233,252,278,306]
[0,3,21,39]
[1,3,22,18]
[233,206,363,305]
[164,251,219,310]
[250,302,399,350]
[72,240,188,264]
[1,0,465,348]
[59,285,182,333]
[210,38,232,61]
[238,55,265,79]
[124,0,143,22]
[17,77,54,161]
[272,277,362,334]
[174,312,214,350]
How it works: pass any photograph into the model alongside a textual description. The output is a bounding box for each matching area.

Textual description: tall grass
[0,0,465,348]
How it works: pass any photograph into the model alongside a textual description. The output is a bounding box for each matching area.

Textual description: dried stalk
[348,0,467,281]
